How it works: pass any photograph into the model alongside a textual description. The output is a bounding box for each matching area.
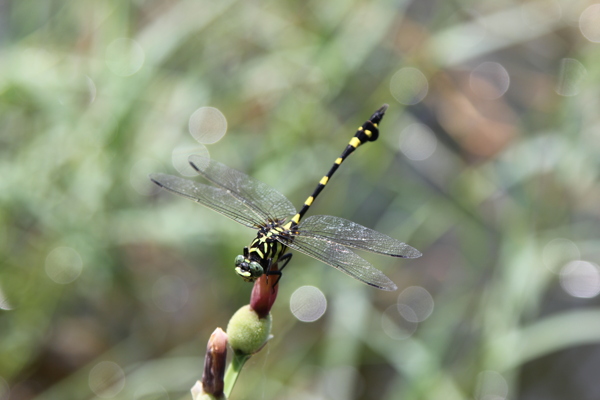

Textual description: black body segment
[149,104,421,291]
[291,104,389,224]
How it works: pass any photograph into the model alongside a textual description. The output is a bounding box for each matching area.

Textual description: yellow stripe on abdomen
[289,214,301,225]
[349,137,361,148]
[289,105,386,226]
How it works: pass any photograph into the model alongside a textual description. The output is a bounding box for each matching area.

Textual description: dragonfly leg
[264,258,282,287]
[277,253,293,272]
[264,253,292,287]
[275,252,292,287]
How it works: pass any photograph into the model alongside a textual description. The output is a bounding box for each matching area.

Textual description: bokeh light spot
[45,247,83,284]
[469,62,510,100]
[399,123,437,161]
[555,58,587,97]
[381,304,418,340]
[542,238,580,274]
[475,370,508,400]
[189,107,228,144]
[390,67,429,105]
[560,261,600,298]
[88,361,126,398]
[579,4,600,43]
[397,286,434,323]
[105,38,145,77]
[289,286,327,322]
[171,144,209,177]
[152,275,190,312]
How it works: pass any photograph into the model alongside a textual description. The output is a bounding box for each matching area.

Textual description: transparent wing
[150,173,265,229]
[278,235,398,291]
[188,155,296,222]
[297,215,421,258]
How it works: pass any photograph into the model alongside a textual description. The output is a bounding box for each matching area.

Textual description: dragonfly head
[234,254,264,282]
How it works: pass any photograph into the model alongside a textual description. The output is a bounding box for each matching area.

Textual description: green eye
[248,262,263,277]
[234,259,264,282]
[234,255,244,266]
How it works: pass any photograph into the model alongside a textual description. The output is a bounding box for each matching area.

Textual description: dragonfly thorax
[234,223,291,282]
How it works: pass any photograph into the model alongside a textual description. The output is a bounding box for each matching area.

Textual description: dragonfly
[150,105,421,290]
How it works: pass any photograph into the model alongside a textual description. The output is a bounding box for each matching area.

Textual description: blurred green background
[2,0,600,399]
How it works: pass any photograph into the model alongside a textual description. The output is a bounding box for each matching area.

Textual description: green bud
[226,305,272,355]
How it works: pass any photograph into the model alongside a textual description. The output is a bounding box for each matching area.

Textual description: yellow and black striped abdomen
[288,104,388,226]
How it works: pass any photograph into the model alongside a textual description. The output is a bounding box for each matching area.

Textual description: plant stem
[223,351,250,397]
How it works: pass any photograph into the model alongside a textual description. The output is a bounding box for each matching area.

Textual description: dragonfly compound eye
[235,259,264,282]
[248,261,264,279]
